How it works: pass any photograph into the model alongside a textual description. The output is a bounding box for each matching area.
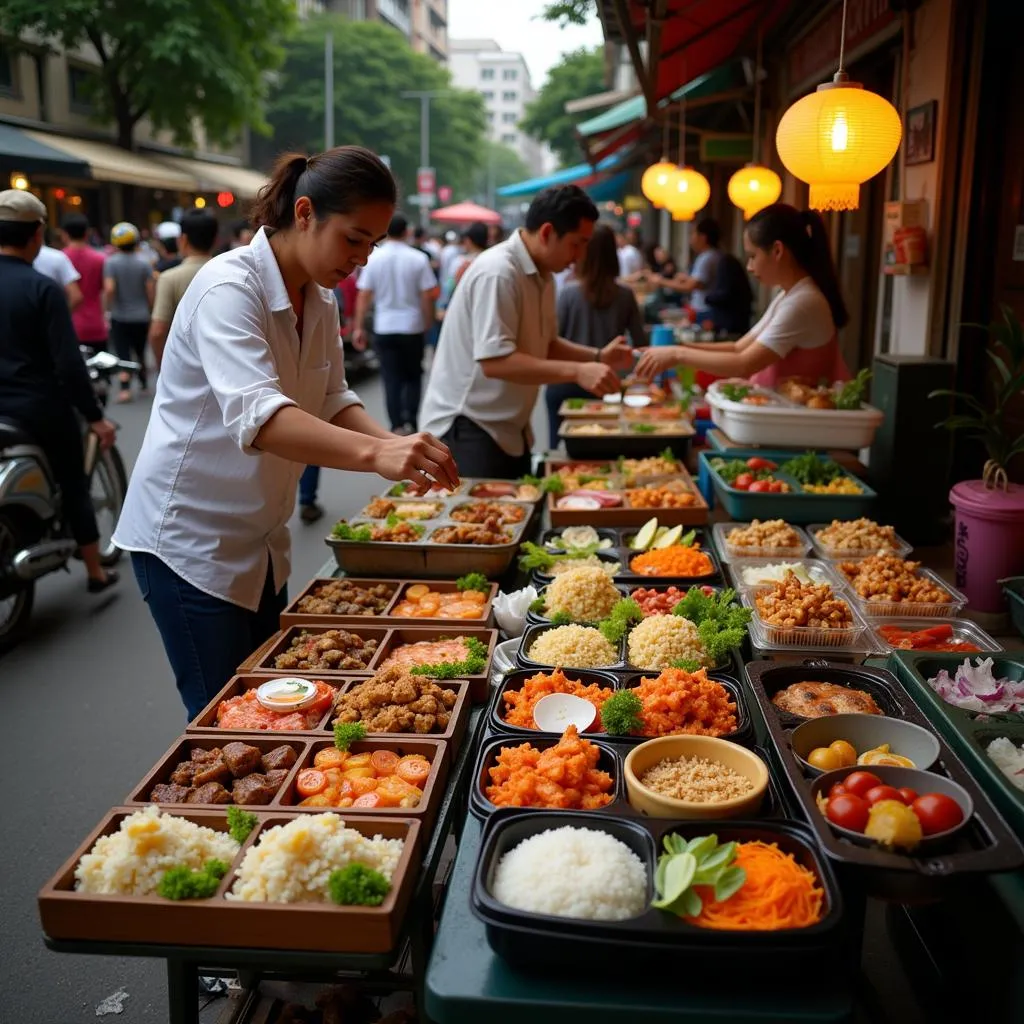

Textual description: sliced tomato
[352,792,383,808]
[734,473,754,490]
[370,750,400,776]
[748,480,772,492]
[746,457,777,471]
[313,748,348,770]
[395,755,432,788]
[296,768,328,797]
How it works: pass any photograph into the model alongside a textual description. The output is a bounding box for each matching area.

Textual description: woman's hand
[633,345,683,382]
[370,432,460,494]
[599,335,636,372]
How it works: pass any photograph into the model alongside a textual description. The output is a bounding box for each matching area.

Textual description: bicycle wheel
[89,444,128,566]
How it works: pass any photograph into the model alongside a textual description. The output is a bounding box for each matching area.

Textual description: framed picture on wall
[905,101,937,165]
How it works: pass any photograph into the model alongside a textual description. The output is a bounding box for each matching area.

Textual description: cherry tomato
[898,788,920,805]
[864,785,905,806]
[828,740,858,768]
[826,793,870,832]
[911,793,964,835]
[842,771,883,799]
[734,473,754,490]
[767,481,786,492]
[748,480,772,493]
[746,457,778,471]
[829,782,850,800]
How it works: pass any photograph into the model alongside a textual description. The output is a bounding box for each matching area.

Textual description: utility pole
[324,32,334,149]
[400,89,447,227]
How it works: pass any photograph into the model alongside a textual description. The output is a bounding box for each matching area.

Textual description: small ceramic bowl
[791,714,941,774]
[624,735,769,820]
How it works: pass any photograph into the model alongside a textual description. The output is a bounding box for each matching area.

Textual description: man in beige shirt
[149,208,219,369]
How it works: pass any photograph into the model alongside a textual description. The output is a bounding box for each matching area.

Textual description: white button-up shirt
[356,239,436,335]
[419,230,556,456]
[113,227,362,610]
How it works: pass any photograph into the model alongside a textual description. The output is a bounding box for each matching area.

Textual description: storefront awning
[496,148,632,199]
[156,155,268,199]
[0,124,91,179]
[22,131,196,191]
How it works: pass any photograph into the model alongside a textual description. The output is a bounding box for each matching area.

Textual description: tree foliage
[259,16,487,207]
[467,140,530,203]
[0,0,295,150]
[521,47,605,168]
[539,1,597,28]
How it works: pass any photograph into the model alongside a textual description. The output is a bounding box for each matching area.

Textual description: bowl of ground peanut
[624,735,769,819]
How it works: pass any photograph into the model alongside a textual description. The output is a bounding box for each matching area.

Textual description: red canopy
[430,201,502,225]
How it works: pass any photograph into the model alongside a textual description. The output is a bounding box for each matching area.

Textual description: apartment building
[448,39,546,176]
[312,0,448,63]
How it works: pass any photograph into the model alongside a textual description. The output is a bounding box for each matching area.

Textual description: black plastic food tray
[488,667,752,747]
[744,659,1024,900]
[471,810,849,974]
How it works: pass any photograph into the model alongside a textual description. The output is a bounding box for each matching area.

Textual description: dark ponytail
[747,203,849,330]
[251,146,397,231]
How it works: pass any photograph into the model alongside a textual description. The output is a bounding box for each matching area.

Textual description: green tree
[260,16,486,207]
[521,47,605,168]
[539,1,597,27]
[0,0,295,150]
[466,140,530,203]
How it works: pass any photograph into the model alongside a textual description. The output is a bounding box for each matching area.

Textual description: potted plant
[931,306,1024,613]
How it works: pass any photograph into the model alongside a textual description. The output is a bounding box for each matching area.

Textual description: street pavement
[0,371,447,1023]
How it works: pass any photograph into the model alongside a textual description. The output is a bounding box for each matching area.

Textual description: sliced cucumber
[631,517,659,551]
[653,524,684,549]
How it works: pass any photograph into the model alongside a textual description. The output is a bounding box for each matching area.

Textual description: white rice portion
[627,614,707,669]
[75,805,240,896]
[492,826,647,921]
[987,737,1024,792]
[226,813,403,903]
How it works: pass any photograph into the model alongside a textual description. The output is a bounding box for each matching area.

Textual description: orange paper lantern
[727,164,782,220]
[663,167,710,222]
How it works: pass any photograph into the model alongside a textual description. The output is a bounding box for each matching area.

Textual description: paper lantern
[728,165,782,220]
[663,167,710,222]
[776,79,902,212]
[641,160,678,207]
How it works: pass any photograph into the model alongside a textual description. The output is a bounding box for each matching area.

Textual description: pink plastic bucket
[949,480,1024,613]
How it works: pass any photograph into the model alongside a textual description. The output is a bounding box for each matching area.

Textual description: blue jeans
[131,552,288,721]
[299,465,320,506]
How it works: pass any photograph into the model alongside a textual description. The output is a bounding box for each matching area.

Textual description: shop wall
[886,0,954,356]
[0,49,40,120]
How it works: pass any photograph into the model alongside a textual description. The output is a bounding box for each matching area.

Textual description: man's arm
[149,321,171,368]
[331,402,394,440]
[352,288,372,351]
[145,273,156,309]
[420,288,435,336]
[65,280,83,312]
[149,274,175,368]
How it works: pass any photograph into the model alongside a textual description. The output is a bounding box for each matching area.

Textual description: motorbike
[0,349,136,651]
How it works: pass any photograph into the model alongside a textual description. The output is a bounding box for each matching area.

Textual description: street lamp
[400,89,449,227]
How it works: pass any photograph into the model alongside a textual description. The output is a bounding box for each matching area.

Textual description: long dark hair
[746,203,849,329]
[251,146,397,230]
[577,223,620,308]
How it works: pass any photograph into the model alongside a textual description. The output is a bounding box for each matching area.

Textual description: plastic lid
[949,480,1024,521]
[256,677,318,711]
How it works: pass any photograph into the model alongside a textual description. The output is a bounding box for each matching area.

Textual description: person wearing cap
[149,208,219,370]
[153,221,183,273]
[104,221,155,401]
[0,189,119,592]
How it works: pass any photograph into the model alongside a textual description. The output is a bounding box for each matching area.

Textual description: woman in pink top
[634,204,850,385]
[62,214,108,351]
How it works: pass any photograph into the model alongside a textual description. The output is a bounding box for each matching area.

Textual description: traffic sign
[417,166,436,197]
[438,185,452,204]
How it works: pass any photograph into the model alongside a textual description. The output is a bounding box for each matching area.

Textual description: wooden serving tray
[238,625,391,675]
[38,809,422,953]
[280,577,498,629]
[275,736,449,833]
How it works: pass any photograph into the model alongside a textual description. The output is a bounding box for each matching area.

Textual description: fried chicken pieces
[332,665,458,733]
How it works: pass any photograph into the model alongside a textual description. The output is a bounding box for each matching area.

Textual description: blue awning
[0,124,91,178]
[496,148,631,199]
[586,171,631,203]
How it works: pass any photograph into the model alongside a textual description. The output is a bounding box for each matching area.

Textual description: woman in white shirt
[634,204,850,386]
[113,147,458,719]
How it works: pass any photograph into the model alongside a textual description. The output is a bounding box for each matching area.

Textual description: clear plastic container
[712,521,812,563]
[742,589,870,649]
[727,556,847,595]
[807,521,913,561]
[869,617,1003,654]
[837,562,968,619]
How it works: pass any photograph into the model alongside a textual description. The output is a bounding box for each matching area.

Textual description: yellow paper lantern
[727,164,782,220]
[776,78,902,211]
[641,160,678,208]
[663,167,710,222]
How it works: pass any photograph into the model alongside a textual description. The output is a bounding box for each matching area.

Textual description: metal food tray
[38,808,422,953]
[559,418,695,461]
[281,577,498,628]
[835,562,968,619]
[891,651,1024,836]
[806,522,913,561]
[743,659,1024,901]
[712,521,813,563]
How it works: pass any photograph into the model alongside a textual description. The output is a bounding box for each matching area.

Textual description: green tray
[890,651,1024,835]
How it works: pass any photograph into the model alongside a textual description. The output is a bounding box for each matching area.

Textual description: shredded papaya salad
[689,841,824,931]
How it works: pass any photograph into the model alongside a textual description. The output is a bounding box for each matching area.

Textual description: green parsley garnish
[158,859,229,901]
[333,720,367,751]
[328,863,391,906]
[598,598,644,645]
[456,572,489,594]
[331,520,372,542]
[600,689,644,735]
[409,636,488,677]
[226,807,258,845]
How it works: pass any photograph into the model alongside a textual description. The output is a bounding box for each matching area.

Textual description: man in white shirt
[353,213,438,433]
[438,230,464,288]
[420,186,635,478]
[616,228,644,279]
[33,240,83,311]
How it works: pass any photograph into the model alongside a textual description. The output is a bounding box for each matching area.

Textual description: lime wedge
[654,524,684,549]
[632,517,659,550]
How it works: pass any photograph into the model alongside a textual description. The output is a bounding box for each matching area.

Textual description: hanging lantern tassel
[776,78,902,212]
[727,165,782,219]
[664,167,710,222]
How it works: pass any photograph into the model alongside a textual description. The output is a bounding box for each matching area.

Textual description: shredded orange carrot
[632,668,737,737]
[501,669,614,728]
[686,841,825,931]
[629,545,714,577]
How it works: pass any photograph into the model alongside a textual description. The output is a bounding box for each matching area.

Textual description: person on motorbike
[113,147,460,720]
[0,189,118,592]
